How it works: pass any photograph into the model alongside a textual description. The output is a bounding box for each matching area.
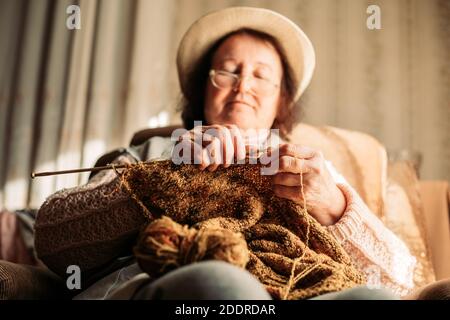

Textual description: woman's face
[204,33,284,131]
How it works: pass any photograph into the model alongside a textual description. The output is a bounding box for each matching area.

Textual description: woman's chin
[221,117,254,130]
[222,110,257,128]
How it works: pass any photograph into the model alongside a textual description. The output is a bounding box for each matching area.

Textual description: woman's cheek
[204,86,222,116]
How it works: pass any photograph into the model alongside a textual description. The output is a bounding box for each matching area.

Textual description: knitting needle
[30,164,128,179]
[30,146,271,179]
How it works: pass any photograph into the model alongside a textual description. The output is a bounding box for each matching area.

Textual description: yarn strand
[282,158,311,300]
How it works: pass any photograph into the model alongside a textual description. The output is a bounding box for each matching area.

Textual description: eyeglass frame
[209,69,281,96]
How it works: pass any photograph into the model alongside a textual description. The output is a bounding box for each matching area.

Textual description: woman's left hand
[268,143,347,226]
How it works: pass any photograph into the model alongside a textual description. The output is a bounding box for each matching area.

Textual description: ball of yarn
[134,216,249,278]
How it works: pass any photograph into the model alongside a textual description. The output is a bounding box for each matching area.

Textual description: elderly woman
[34,7,416,300]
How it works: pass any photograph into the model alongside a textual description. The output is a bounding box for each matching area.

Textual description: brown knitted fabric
[121,160,366,300]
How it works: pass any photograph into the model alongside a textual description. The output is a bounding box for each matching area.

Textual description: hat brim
[176,6,315,102]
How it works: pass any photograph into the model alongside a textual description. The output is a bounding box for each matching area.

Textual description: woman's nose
[234,76,252,93]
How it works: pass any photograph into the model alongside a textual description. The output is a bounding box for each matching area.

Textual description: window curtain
[0,0,177,209]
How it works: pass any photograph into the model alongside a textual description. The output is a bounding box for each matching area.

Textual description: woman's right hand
[172,124,247,171]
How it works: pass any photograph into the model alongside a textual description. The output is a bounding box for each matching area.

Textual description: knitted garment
[120,160,366,300]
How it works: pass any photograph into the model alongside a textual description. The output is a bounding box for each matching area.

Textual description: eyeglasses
[209,69,280,96]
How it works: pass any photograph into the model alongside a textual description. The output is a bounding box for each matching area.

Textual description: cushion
[384,160,436,288]
[0,210,37,265]
[287,123,386,217]
[418,181,450,280]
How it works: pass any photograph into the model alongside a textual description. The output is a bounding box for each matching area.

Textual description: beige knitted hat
[176,6,315,102]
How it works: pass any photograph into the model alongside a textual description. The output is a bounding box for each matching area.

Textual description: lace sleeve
[34,154,149,279]
[327,182,417,297]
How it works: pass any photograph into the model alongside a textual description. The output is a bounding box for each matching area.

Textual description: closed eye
[219,69,238,76]
[254,73,271,81]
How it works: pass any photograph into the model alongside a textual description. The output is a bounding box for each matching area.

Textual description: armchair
[1,123,448,299]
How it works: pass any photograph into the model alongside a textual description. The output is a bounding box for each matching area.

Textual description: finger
[203,127,229,166]
[264,146,274,157]
[272,172,306,187]
[242,129,265,158]
[260,146,286,164]
[258,147,282,175]
[192,141,205,165]
[246,144,260,158]
[219,126,235,167]
[224,124,246,164]
[206,138,223,171]
[201,129,217,148]
[173,138,196,164]
[277,156,312,174]
[198,148,212,170]
[278,144,317,160]
[273,185,304,203]
[179,130,191,143]
[190,126,206,146]
[259,146,274,163]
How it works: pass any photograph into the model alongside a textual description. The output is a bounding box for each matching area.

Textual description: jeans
[132,260,399,300]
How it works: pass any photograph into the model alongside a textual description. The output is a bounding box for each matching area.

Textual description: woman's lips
[227,101,254,109]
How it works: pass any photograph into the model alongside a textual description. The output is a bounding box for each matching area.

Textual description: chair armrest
[0,260,69,300]
[130,125,182,147]
[418,181,450,280]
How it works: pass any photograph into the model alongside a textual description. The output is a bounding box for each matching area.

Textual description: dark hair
[177,28,300,139]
